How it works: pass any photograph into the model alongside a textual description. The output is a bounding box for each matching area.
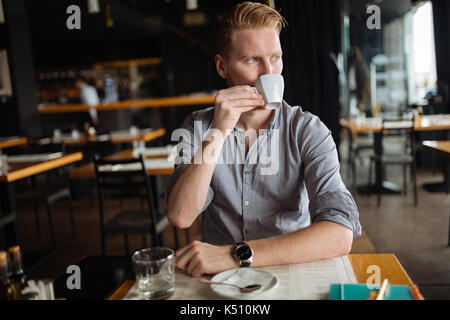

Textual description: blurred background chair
[368,116,418,207]
[94,154,179,255]
[348,130,374,190]
[24,139,77,244]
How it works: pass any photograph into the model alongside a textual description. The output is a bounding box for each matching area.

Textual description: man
[167,2,361,278]
[75,78,100,126]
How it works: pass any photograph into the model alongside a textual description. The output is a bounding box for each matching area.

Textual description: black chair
[30,170,77,244]
[22,139,77,243]
[368,116,418,206]
[93,154,178,255]
[348,130,374,190]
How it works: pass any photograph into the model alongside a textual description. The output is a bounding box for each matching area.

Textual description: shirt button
[244,201,249,206]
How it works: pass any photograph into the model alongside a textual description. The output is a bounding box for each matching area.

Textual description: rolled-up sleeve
[299,115,362,238]
[165,112,215,212]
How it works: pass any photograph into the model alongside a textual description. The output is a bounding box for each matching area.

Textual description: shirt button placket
[242,164,251,240]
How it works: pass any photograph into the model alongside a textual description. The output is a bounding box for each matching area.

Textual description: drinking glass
[131,247,175,300]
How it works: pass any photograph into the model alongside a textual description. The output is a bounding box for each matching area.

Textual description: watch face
[236,244,252,260]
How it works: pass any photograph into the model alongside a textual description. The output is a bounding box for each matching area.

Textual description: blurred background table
[0,136,28,151]
[421,140,450,245]
[0,152,83,270]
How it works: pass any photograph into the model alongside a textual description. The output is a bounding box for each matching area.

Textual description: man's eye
[271,56,280,62]
[247,58,257,63]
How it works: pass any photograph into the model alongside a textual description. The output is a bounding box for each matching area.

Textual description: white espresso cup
[253,74,284,109]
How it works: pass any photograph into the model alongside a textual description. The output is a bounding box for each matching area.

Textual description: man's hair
[217,1,287,57]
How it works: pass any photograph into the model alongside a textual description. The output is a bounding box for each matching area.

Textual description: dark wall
[0,0,40,137]
[432,0,450,113]
[278,0,342,145]
[22,0,234,137]
[26,0,161,69]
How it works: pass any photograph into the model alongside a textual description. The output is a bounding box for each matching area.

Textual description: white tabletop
[122,255,357,300]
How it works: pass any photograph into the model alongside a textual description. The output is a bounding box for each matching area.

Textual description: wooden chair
[93,154,178,255]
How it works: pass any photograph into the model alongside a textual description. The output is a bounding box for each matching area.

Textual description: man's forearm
[248,221,354,267]
[168,133,226,229]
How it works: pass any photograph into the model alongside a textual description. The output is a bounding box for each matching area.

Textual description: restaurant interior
[0,0,450,300]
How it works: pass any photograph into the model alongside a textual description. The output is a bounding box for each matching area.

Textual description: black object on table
[53,256,133,300]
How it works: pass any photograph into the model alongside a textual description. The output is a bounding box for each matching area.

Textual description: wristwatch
[233,242,253,267]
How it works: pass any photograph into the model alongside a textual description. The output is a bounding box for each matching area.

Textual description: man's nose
[260,59,274,75]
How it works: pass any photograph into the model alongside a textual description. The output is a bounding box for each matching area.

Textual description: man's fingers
[216,86,262,102]
[185,254,202,276]
[225,98,265,110]
[217,85,255,96]
[217,90,261,102]
[176,247,197,271]
[175,240,202,258]
[175,241,202,271]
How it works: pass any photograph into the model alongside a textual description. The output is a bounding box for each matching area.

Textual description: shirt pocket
[211,164,241,207]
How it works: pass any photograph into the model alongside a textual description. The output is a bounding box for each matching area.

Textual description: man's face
[216,27,283,87]
[75,80,83,90]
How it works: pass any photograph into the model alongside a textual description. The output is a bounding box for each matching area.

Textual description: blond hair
[217,2,287,57]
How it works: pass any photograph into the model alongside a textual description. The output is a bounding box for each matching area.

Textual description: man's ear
[215,54,227,80]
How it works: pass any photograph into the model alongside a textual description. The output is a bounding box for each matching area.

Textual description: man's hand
[175,241,238,277]
[212,86,264,136]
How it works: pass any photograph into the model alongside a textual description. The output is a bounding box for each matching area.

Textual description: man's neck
[236,108,275,132]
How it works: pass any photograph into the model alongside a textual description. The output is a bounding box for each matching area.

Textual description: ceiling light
[87,0,100,14]
[186,0,198,11]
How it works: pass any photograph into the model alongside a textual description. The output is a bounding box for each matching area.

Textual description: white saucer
[210,268,278,299]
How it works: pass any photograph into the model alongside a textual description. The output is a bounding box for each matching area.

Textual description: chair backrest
[381,116,414,132]
[93,154,158,239]
[380,115,415,155]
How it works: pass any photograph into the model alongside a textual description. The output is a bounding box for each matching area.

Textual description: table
[37,94,216,114]
[107,254,413,300]
[340,114,450,134]
[422,140,450,160]
[37,128,166,147]
[109,128,166,144]
[69,148,174,179]
[69,148,174,217]
[0,152,83,269]
[0,136,28,150]
[421,140,450,246]
[340,115,450,195]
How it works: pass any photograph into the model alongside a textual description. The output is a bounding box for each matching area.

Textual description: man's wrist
[211,124,233,138]
[199,130,226,165]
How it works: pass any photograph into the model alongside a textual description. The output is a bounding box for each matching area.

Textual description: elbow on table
[167,205,194,229]
[338,228,354,256]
